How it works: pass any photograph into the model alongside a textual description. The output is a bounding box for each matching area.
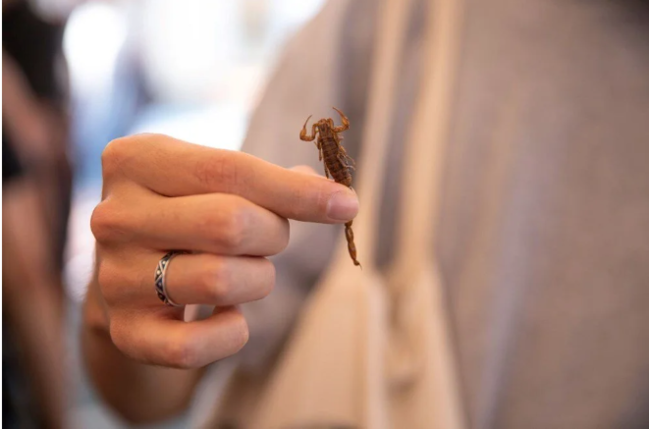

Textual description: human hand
[89,134,358,368]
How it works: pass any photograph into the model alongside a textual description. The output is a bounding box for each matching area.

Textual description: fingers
[289,165,319,176]
[98,252,275,308]
[99,252,271,367]
[133,193,290,256]
[110,306,249,368]
[102,134,358,223]
[94,134,359,369]
[164,254,274,306]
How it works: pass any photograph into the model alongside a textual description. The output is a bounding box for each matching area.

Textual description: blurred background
[3,0,325,427]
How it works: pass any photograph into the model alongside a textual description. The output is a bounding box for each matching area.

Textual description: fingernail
[327,190,359,221]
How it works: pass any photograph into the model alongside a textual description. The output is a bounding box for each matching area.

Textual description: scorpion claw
[300,115,315,141]
[332,107,350,132]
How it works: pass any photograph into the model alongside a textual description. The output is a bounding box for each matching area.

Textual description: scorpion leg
[332,131,354,165]
[334,137,356,169]
[332,107,350,133]
[341,148,356,167]
[338,153,356,170]
[300,115,317,141]
[338,144,354,162]
[323,161,331,179]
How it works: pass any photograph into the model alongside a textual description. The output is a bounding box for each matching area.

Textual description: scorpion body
[300,108,360,267]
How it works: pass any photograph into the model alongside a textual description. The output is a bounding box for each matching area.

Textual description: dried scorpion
[300,107,361,267]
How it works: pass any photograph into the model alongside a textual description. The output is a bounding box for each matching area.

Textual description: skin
[2,42,67,428]
[3,179,65,429]
[83,133,359,423]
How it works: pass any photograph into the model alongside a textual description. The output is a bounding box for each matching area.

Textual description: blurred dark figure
[3,0,73,270]
[3,0,72,427]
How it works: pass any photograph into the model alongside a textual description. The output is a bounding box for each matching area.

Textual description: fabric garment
[193,0,649,427]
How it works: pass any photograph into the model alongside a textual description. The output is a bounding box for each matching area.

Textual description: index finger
[102,134,359,224]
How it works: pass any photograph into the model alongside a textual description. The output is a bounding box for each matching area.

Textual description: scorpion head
[315,118,334,132]
[300,108,349,141]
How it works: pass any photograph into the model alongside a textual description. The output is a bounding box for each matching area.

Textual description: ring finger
[102,251,275,308]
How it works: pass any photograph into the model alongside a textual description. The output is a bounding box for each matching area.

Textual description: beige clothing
[192,0,649,427]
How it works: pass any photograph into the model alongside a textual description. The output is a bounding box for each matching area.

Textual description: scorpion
[300,107,361,268]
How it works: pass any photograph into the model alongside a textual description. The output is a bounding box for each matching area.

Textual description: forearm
[82,279,204,424]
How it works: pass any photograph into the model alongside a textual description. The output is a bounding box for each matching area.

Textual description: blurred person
[3,143,66,429]
[3,58,67,429]
[82,0,649,428]
[3,0,73,278]
[3,1,71,428]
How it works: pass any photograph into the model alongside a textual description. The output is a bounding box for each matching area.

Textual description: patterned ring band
[154,251,186,307]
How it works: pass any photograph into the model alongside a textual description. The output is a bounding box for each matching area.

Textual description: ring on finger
[154,251,187,307]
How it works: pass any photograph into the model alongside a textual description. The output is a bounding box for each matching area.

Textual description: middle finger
[133,193,289,256]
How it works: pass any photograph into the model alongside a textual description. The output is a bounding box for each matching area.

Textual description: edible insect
[300,107,360,268]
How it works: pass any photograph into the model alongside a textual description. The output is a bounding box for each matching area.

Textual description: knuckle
[101,137,132,178]
[96,260,117,300]
[165,334,201,369]
[194,151,241,192]
[108,317,129,355]
[313,183,330,216]
[102,133,158,179]
[258,259,276,298]
[95,259,133,307]
[90,200,130,244]
[109,317,152,365]
[202,259,232,302]
[209,203,248,250]
[223,209,247,248]
[265,260,277,295]
[273,218,291,254]
[227,313,250,354]
[287,181,327,221]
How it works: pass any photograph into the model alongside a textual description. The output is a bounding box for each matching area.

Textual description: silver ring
[154,251,186,307]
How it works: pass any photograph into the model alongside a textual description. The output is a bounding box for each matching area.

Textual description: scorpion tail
[345,221,362,268]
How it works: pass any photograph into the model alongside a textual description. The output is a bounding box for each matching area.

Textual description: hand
[89,134,358,368]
